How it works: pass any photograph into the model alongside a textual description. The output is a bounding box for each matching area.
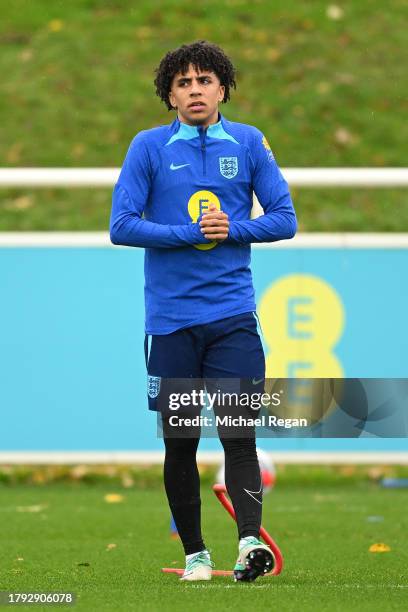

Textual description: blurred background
[0,0,407,230]
[0,0,407,460]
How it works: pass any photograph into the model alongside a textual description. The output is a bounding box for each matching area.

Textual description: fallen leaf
[104,494,124,503]
[107,129,119,144]
[301,19,314,30]
[20,49,33,62]
[339,466,356,476]
[32,471,46,484]
[135,26,153,39]
[265,48,281,62]
[6,143,23,164]
[369,543,391,553]
[70,465,88,479]
[4,196,34,211]
[48,20,64,32]
[338,33,352,46]
[371,154,386,166]
[367,466,388,480]
[121,475,134,488]
[253,30,268,43]
[335,72,355,85]
[326,5,344,20]
[316,81,331,95]
[106,543,117,551]
[71,143,86,159]
[334,127,356,146]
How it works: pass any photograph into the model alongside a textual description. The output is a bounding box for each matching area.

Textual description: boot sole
[234,548,275,582]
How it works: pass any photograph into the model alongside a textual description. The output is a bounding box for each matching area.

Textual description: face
[169,64,225,128]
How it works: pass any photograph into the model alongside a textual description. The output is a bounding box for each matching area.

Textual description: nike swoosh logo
[252,377,264,385]
[170,163,190,171]
[243,480,263,505]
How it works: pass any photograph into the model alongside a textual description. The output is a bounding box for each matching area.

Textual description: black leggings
[163,419,262,555]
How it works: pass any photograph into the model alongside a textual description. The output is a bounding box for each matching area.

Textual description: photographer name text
[167,415,308,429]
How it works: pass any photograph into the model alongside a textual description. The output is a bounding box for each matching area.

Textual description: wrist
[224,220,236,243]
[191,222,211,244]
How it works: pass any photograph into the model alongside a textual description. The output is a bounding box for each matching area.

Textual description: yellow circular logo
[258,274,345,378]
[258,274,345,425]
[187,190,221,251]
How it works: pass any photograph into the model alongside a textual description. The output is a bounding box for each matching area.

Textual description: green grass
[1,467,408,611]
[0,0,407,231]
[1,187,407,232]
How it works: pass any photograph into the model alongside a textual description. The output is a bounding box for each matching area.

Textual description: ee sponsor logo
[259,274,345,378]
[187,190,221,251]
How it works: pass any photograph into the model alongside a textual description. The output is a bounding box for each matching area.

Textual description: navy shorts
[144,312,265,415]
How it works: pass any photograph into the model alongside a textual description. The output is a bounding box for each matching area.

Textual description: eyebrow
[176,75,213,84]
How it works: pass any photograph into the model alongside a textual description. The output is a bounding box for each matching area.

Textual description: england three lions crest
[147,375,161,399]
[219,157,238,179]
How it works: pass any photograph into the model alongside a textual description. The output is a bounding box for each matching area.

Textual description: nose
[190,79,203,96]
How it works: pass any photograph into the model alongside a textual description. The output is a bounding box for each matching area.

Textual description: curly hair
[154,41,236,111]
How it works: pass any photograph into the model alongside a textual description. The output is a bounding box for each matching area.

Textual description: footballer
[110,41,297,581]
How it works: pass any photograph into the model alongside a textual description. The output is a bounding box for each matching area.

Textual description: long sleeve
[110,133,208,248]
[227,130,297,244]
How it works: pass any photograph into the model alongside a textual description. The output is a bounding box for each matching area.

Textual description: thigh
[202,312,265,380]
[145,328,204,413]
[203,313,265,437]
[145,328,204,378]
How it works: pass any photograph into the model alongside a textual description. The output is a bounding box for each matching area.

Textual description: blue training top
[110,113,297,334]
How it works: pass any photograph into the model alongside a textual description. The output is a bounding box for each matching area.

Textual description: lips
[189,102,206,109]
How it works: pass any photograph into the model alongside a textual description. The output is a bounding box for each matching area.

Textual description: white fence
[0,167,407,187]
[1,452,408,465]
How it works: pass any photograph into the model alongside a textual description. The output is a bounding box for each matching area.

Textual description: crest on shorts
[147,375,161,398]
[219,156,238,179]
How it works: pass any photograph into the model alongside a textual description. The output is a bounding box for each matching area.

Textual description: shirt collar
[166,113,238,146]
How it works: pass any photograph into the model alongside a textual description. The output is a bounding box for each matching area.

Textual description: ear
[219,85,225,103]
[169,91,177,109]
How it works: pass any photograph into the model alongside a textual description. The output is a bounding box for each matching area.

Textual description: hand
[199,204,229,242]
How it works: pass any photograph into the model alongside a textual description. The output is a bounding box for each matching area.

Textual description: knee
[220,437,257,456]
[164,435,199,459]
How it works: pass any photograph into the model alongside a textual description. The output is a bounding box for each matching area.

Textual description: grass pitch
[1,0,407,231]
[1,468,407,611]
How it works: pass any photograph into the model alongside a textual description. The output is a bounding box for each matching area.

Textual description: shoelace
[240,536,262,549]
[186,552,214,571]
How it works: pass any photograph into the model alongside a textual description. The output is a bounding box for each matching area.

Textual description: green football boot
[234,537,275,582]
[180,550,214,581]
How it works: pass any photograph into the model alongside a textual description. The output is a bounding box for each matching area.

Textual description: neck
[178,110,220,129]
